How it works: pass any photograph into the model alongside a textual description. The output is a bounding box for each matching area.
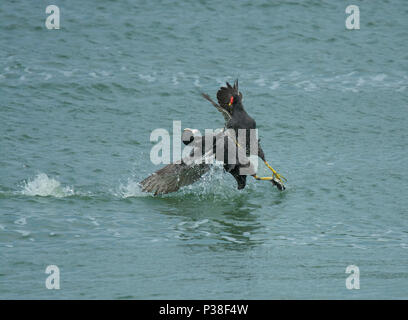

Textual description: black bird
[202,80,285,190]
[140,80,286,195]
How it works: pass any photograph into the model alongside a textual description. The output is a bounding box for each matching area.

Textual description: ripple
[14,218,27,225]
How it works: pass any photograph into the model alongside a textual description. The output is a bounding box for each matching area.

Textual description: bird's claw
[264,161,287,183]
[273,172,287,184]
[271,177,285,191]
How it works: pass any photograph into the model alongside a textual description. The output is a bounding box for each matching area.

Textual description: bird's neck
[232,103,245,114]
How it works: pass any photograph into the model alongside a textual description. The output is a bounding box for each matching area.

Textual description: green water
[1,0,407,299]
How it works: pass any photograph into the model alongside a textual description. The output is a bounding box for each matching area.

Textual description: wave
[2,66,406,93]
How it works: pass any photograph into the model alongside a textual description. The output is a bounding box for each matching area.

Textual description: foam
[117,179,148,198]
[21,173,74,198]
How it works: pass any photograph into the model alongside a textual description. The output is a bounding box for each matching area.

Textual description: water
[1,0,407,299]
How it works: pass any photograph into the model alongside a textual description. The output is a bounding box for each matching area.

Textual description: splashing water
[21,173,74,197]
[117,163,243,199]
[117,178,148,198]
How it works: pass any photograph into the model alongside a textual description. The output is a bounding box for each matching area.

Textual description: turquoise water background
[1,0,407,299]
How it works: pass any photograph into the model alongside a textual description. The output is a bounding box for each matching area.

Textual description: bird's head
[217,79,243,112]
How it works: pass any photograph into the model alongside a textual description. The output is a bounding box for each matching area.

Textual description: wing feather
[201,93,231,123]
[140,162,211,195]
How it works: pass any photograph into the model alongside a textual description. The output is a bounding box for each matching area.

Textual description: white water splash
[117,179,147,198]
[117,163,246,199]
[21,173,74,197]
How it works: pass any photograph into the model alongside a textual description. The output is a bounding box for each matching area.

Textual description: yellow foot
[264,161,287,183]
[252,175,286,191]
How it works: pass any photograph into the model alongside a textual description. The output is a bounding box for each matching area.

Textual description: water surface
[1,0,407,299]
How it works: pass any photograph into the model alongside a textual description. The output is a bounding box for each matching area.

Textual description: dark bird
[140,80,286,195]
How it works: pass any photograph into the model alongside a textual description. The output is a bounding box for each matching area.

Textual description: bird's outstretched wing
[140,129,255,195]
[201,93,231,124]
[201,80,243,125]
[140,162,211,195]
[140,131,218,195]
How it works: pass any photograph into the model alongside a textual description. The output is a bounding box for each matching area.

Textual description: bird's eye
[229,96,234,106]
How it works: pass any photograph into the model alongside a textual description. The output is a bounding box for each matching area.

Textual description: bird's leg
[264,161,287,183]
[256,141,286,183]
[252,175,273,181]
[251,174,285,191]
